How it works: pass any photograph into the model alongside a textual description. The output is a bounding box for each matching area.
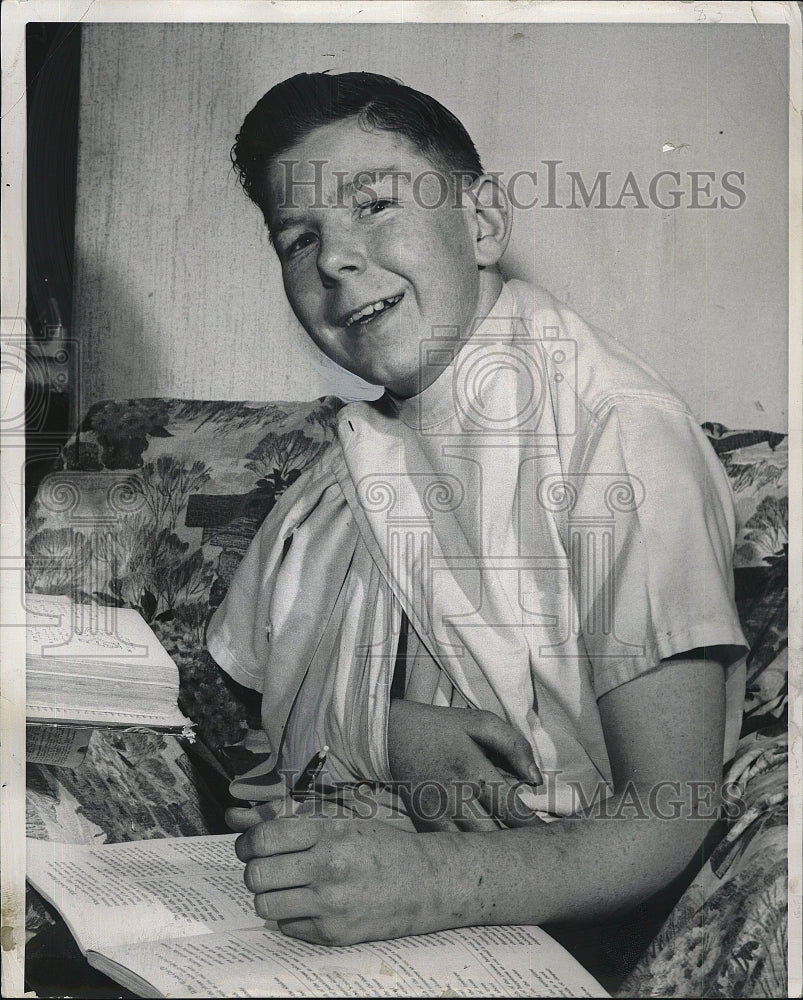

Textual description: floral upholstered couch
[24,397,789,998]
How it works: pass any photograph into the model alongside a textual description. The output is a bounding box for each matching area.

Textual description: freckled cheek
[307,329,343,365]
[286,284,326,333]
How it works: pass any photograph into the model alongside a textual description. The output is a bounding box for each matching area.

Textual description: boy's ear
[466,174,512,268]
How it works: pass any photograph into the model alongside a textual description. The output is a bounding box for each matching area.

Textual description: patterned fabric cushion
[700,424,789,735]
[615,725,788,998]
[26,396,343,752]
[701,423,788,569]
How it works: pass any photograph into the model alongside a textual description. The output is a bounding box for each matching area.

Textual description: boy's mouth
[341,293,403,329]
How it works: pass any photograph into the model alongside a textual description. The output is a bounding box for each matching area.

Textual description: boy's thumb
[471,712,542,786]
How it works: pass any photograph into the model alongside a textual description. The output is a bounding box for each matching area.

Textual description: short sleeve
[571,399,748,703]
[206,450,355,694]
[206,514,277,694]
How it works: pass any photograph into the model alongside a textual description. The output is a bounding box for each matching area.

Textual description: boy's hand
[227,795,344,832]
[236,815,462,946]
[226,802,284,832]
[386,701,542,830]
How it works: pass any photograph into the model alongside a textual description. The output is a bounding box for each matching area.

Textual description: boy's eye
[283,232,317,258]
[357,198,397,218]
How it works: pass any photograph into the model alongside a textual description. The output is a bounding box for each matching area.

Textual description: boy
[207,72,747,946]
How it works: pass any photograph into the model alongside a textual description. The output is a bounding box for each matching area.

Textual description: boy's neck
[475,268,505,328]
[387,268,507,404]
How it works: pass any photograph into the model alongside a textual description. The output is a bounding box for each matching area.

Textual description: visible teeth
[346,294,402,326]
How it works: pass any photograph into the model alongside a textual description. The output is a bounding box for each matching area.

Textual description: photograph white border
[2,3,800,997]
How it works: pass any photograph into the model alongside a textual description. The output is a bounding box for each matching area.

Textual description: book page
[26,835,260,954]
[26,724,93,767]
[28,835,608,997]
[26,595,158,662]
[93,923,610,998]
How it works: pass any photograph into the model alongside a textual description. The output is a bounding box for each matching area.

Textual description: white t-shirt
[207,280,747,816]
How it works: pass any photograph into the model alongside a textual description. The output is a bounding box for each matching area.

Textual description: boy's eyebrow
[267,215,305,246]
[271,216,297,234]
[337,167,412,198]
[267,167,413,241]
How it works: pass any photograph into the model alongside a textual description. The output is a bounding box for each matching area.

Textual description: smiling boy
[207,72,748,946]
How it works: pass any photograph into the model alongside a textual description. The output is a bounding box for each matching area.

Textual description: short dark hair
[231,71,484,220]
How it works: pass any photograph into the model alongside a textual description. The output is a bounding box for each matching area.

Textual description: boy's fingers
[226,805,272,832]
[255,887,320,923]
[244,853,311,894]
[235,816,319,862]
[469,712,542,785]
[453,792,504,832]
[493,781,544,828]
[444,771,508,831]
[473,774,544,828]
[474,772,511,819]
[276,916,325,944]
[503,783,547,828]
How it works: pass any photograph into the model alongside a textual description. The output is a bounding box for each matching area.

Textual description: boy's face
[264,118,483,398]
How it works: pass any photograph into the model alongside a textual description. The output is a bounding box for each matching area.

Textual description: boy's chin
[338,361,416,397]
[382,373,425,399]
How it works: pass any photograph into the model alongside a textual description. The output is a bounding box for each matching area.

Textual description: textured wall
[74,23,787,430]
[533,24,788,432]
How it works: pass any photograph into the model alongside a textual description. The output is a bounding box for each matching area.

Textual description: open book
[26,834,610,998]
[26,594,192,763]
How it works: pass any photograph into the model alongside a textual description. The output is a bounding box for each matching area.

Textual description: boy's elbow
[630,776,726,899]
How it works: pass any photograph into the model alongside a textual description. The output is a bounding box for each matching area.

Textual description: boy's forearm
[237,660,726,945]
[416,788,718,930]
[234,782,721,946]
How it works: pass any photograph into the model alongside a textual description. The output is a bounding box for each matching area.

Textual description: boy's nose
[316,232,367,285]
